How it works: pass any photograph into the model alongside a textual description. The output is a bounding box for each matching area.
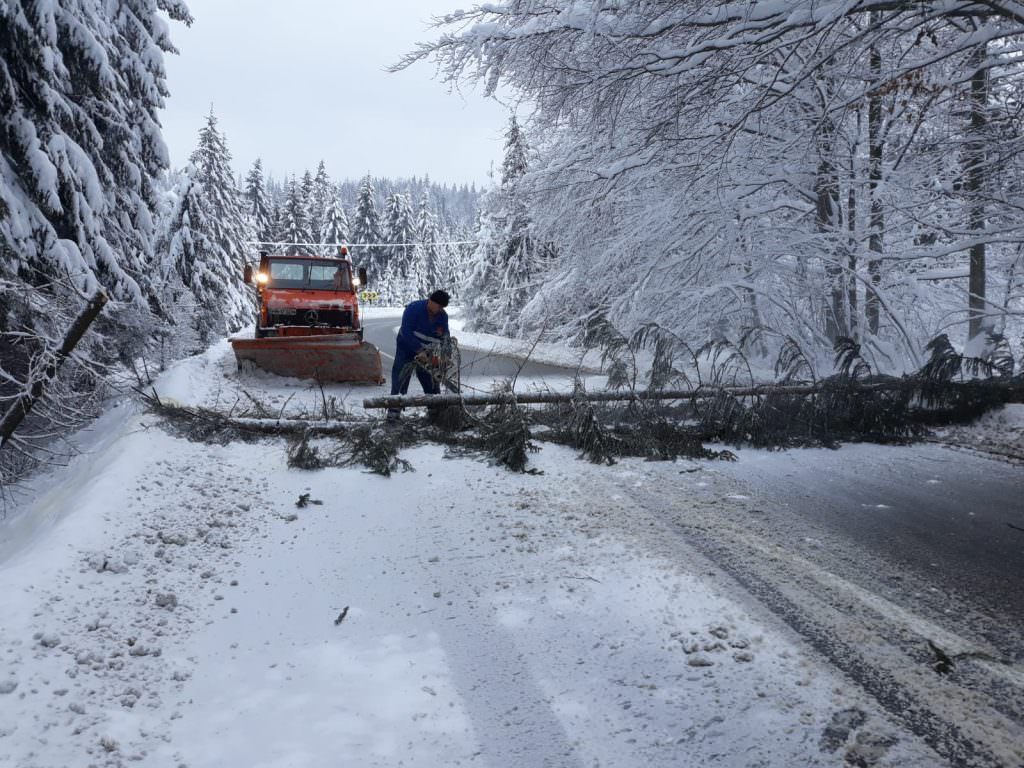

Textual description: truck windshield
[268,260,350,291]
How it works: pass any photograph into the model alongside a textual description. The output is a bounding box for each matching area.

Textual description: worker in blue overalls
[387,290,450,422]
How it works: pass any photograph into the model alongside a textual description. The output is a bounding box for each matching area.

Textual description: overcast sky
[160,1,509,186]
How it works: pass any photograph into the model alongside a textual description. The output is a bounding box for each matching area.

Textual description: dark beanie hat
[429,290,450,307]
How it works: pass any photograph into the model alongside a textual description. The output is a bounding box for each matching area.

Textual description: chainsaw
[414,337,461,394]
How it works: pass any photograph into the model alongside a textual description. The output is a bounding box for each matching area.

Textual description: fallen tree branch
[142,395,366,437]
[0,290,108,449]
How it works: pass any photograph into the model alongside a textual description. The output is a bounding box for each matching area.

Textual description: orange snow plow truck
[230,251,385,383]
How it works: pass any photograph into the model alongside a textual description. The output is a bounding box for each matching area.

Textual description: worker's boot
[386,408,401,424]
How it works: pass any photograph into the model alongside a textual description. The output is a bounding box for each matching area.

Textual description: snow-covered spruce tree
[320,192,351,254]
[153,172,237,351]
[244,159,273,245]
[350,175,386,289]
[185,110,252,332]
[309,161,334,253]
[414,193,441,296]
[383,192,416,302]
[463,206,501,333]
[439,221,474,299]
[277,176,313,255]
[460,116,540,335]
[299,170,316,245]
[0,1,192,334]
[0,0,192,478]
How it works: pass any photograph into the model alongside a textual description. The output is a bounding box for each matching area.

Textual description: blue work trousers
[390,346,440,404]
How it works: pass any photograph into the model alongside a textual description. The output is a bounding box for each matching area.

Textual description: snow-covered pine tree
[441,221,474,298]
[277,176,313,254]
[244,159,273,245]
[461,116,538,334]
[156,171,251,347]
[415,193,441,295]
[265,175,284,210]
[299,170,316,247]
[320,193,351,253]
[185,110,252,332]
[269,200,284,249]
[502,116,528,186]
[351,175,385,283]
[383,192,417,302]
[309,162,334,253]
[463,205,502,333]
[189,110,250,268]
[0,1,192,347]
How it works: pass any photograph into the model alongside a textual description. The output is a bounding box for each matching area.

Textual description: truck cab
[244,253,370,339]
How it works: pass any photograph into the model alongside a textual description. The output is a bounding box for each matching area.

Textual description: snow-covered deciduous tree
[244,159,273,245]
[400,1,1024,368]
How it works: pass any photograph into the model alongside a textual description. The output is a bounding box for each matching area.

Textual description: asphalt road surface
[714,443,1024,631]
[361,315,574,384]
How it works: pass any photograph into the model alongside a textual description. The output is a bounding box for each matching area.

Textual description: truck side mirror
[243,264,253,284]
[359,267,368,286]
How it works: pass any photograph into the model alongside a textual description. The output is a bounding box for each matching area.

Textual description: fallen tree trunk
[0,290,108,449]
[364,379,1024,410]
[362,383,849,410]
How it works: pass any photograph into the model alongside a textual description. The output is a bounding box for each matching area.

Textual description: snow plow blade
[230,333,385,384]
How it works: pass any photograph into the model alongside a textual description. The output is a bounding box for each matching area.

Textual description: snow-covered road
[0,325,1018,767]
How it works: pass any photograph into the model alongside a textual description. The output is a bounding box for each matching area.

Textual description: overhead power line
[245,241,479,249]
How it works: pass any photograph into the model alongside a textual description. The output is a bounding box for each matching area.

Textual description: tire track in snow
[405,487,586,768]
[618,471,1023,768]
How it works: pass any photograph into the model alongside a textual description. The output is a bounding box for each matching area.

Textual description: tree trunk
[848,151,858,339]
[362,378,1024,411]
[866,17,885,335]
[817,115,846,342]
[966,41,989,342]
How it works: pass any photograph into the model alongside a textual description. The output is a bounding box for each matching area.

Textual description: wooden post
[0,290,108,448]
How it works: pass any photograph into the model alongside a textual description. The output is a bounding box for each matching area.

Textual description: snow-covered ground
[932,402,1024,462]
[0,330,1015,767]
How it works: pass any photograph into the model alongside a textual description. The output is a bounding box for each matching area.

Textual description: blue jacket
[396,299,449,356]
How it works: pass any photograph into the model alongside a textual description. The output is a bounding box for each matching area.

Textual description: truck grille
[268,308,354,328]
